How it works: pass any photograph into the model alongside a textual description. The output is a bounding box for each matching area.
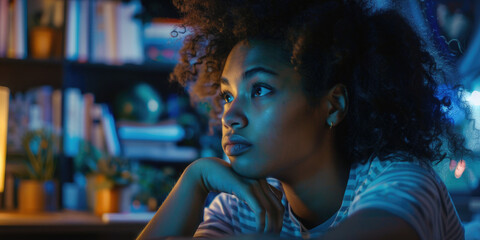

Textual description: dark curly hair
[170,0,470,166]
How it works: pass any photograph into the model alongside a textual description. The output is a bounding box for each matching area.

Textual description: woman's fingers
[198,158,285,234]
[232,181,267,232]
[260,180,284,233]
[233,179,283,233]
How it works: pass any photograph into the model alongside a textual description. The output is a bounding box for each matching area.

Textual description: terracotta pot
[17,180,58,213]
[18,180,46,213]
[94,187,121,216]
[30,27,54,59]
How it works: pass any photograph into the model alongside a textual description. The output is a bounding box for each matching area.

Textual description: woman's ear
[326,84,348,128]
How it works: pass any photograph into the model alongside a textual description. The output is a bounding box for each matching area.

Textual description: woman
[138,0,470,239]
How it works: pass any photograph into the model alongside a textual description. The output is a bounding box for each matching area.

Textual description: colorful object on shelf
[115,83,163,124]
[143,19,184,65]
[0,86,9,192]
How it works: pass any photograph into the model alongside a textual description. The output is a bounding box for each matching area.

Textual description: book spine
[37,86,53,130]
[91,0,107,63]
[14,0,26,59]
[103,1,117,64]
[83,93,94,143]
[6,0,15,58]
[65,0,79,60]
[78,0,90,62]
[91,104,105,152]
[52,89,62,154]
[63,88,83,157]
[101,104,121,156]
[116,0,143,64]
[0,0,9,57]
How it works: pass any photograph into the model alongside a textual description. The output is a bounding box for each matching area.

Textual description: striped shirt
[194,156,465,239]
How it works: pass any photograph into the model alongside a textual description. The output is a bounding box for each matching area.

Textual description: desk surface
[0,210,149,240]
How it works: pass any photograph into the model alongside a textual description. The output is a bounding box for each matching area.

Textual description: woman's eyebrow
[221,67,277,86]
[243,67,277,80]
[221,77,230,86]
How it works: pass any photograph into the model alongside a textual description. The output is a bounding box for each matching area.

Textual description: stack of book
[117,120,198,162]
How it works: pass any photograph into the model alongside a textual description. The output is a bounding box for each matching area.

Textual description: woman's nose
[222,98,248,130]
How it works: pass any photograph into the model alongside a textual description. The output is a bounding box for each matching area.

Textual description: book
[12,0,26,59]
[6,0,15,58]
[83,93,94,143]
[91,0,107,63]
[103,1,118,64]
[0,0,9,57]
[36,86,53,130]
[116,0,143,64]
[52,89,62,135]
[63,88,83,157]
[65,0,80,60]
[91,103,106,152]
[78,0,90,62]
[121,140,198,162]
[117,122,185,142]
[100,104,121,156]
[52,89,62,153]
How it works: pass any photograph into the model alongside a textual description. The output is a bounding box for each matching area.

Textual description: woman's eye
[253,86,272,97]
[221,92,234,103]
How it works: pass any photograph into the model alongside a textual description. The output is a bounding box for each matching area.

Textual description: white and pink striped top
[194,156,464,239]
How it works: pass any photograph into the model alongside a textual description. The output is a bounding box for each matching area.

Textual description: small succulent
[21,130,56,180]
[75,140,134,189]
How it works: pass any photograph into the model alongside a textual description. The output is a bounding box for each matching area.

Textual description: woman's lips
[222,134,252,156]
[224,143,252,156]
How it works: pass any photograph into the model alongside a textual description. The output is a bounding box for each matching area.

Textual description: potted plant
[133,165,177,212]
[17,130,57,213]
[75,141,134,215]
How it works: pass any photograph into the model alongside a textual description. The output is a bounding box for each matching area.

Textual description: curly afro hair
[170,0,470,166]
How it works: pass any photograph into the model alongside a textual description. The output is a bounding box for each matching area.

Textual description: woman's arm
[137,161,208,239]
[321,209,420,240]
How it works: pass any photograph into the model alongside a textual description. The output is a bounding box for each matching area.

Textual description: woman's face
[221,40,330,180]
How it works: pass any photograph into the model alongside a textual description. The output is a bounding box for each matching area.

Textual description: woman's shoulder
[354,153,436,177]
[349,154,463,240]
[352,153,442,195]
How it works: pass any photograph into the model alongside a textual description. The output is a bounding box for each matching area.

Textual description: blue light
[467,91,480,106]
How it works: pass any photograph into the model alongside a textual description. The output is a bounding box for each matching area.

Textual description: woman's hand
[137,157,284,239]
[192,157,284,234]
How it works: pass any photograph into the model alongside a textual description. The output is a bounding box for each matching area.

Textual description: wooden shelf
[0,58,63,93]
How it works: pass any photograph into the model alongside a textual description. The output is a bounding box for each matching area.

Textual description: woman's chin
[230,156,268,179]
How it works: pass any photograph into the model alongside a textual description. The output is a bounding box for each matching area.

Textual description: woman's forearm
[137,163,208,239]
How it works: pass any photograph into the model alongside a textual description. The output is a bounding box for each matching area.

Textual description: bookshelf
[1,0,199,159]
[0,0,219,233]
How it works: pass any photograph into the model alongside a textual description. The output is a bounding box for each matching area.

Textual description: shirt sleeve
[349,162,464,240]
[194,193,236,238]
